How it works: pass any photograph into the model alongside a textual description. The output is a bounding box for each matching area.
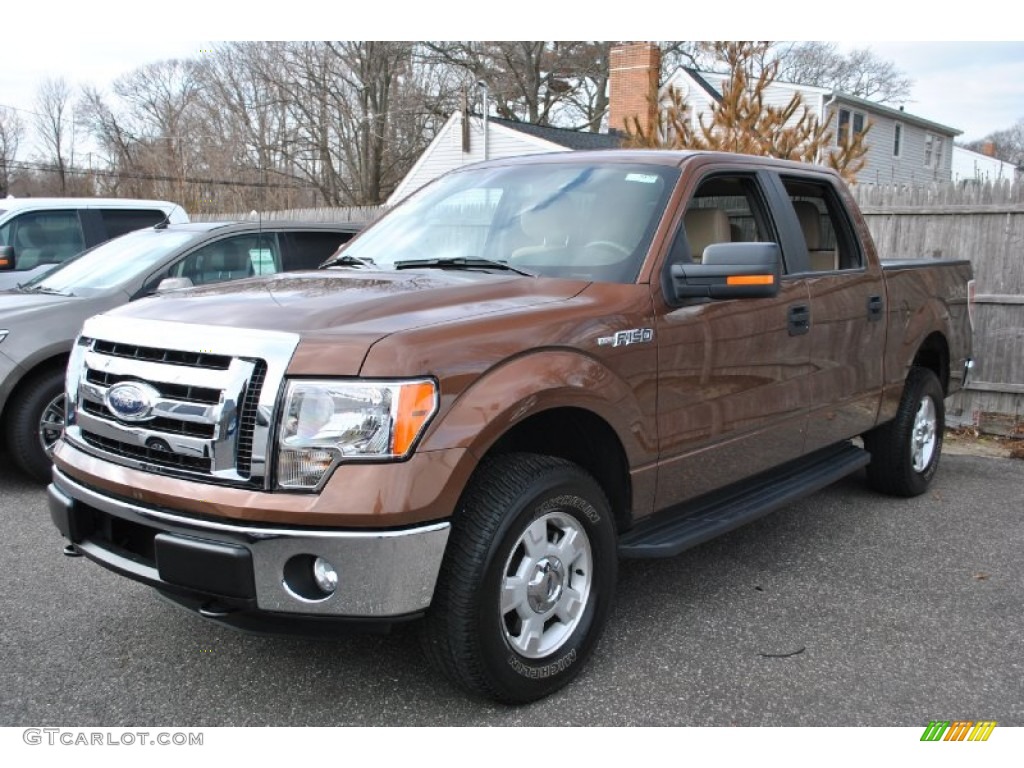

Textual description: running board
[618,441,870,559]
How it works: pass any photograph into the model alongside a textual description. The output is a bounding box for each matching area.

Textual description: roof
[161,220,364,235]
[488,116,621,150]
[681,68,724,104]
[827,92,961,137]
[0,197,182,212]
[667,69,961,138]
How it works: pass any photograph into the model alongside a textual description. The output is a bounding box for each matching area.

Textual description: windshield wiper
[320,254,377,269]
[393,257,535,277]
[20,284,67,295]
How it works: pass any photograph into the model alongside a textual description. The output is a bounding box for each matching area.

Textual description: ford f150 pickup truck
[48,150,973,703]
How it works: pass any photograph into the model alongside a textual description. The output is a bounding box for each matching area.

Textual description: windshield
[20,228,197,297]
[343,162,679,283]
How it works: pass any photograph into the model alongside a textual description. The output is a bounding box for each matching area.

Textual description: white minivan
[0,198,189,289]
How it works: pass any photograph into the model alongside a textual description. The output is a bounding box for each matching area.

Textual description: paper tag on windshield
[625,173,659,184]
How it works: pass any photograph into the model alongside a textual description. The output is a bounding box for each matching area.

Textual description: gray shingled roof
[489,116,622,150]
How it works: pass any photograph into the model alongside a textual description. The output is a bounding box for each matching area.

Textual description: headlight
[276,378,438,489]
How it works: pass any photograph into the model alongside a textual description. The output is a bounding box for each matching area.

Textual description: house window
[838,108,867,146]
[925,132,944,169]
[893,123,902,158]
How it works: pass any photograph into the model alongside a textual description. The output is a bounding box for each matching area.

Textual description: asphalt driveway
[1,453,1020,726]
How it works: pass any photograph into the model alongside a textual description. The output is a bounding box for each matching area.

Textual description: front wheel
[421,453,617,703]
[864,366,945,497]
[5,368,66,483]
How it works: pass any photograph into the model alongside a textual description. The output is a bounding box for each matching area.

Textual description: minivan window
[0,210,85,270]
[22,228,196,297]
[101,209,169,239]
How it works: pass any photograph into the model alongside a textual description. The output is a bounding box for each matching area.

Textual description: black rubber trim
[155,590,420,637]
[155,533,256,599]
[618,441,870,559]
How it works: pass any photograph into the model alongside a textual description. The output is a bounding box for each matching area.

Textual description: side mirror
[0,245,15,271]
[155,276,194,294]
[670,242,782,300]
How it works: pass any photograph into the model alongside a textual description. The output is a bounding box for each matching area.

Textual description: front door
[653,172,813,509]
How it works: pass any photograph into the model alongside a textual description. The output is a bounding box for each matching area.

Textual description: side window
[5,211,85,269]
[171,233,281,287]
[669,175,776,266]
[283,230,358,271]
[780,177,863,272]
[100,209,167,239]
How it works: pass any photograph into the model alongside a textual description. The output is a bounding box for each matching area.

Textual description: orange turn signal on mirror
[727,274,775,286]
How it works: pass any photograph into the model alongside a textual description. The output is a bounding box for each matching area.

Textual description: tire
[5,368,66,484]
[421,453,617,704]
[864,366,945,497]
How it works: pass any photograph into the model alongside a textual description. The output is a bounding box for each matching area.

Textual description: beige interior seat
[793,200,837,271]
[510,201,574,265]
[683,208,731,263]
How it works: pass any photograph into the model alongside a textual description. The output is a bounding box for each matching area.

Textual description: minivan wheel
[5,368,65,483]
[421,453,617,704]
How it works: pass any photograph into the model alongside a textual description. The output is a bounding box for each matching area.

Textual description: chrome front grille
[66,316,300,488]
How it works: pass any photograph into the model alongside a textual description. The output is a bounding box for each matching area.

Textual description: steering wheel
[581,240,631,265]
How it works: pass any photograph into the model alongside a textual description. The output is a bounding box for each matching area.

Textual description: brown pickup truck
[48,150,973,703]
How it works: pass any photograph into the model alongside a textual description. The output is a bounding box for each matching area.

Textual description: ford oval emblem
[104,381,160,422]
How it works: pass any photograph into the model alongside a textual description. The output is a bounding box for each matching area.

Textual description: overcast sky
[2,6,1021,146]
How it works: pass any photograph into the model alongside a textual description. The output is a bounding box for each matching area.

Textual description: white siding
[952,147,1019,183]
[388,113,567,204]
[823,101,956,185]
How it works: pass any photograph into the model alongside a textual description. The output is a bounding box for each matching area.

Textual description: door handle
[788,304,811,336]
[867,295,884,321]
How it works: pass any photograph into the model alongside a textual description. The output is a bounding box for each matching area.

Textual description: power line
[5,159,316,190]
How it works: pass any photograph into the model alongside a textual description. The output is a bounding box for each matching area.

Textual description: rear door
[766,173,886,451]
[652,170,813,508]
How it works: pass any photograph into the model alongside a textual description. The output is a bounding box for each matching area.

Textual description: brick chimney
[981,140,997,157]
[609,42,661,136]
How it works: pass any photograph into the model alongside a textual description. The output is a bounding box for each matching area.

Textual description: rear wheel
[421,453,617,703]
[864,366,945,497]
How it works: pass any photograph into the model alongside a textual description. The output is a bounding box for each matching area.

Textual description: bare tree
[423,41,611,130]
[34,77,76,194]
[963,118,1024,167]
[0,106,24,197]
[776,42,913,104]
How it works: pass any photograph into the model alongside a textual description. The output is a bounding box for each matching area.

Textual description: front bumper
[49,468,450,620]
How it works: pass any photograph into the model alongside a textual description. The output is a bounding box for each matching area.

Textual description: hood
[0,289,77,321]
[102,269,588,374]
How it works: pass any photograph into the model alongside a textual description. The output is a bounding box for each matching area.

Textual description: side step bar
[618,441,870,559]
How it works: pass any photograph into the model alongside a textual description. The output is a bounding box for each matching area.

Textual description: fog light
[313,557,338,594]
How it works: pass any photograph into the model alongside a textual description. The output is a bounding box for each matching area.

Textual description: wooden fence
[195,179,1024,436]
[853,180,1024,435]
[191,206,388,224]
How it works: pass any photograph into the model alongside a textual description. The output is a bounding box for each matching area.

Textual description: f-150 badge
[598,328,654,347]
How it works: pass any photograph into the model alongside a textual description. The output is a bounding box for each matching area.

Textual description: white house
[657,64,961,185]
[391,42,965,200]
[387,111,619,204]
[951,145,1019,183]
